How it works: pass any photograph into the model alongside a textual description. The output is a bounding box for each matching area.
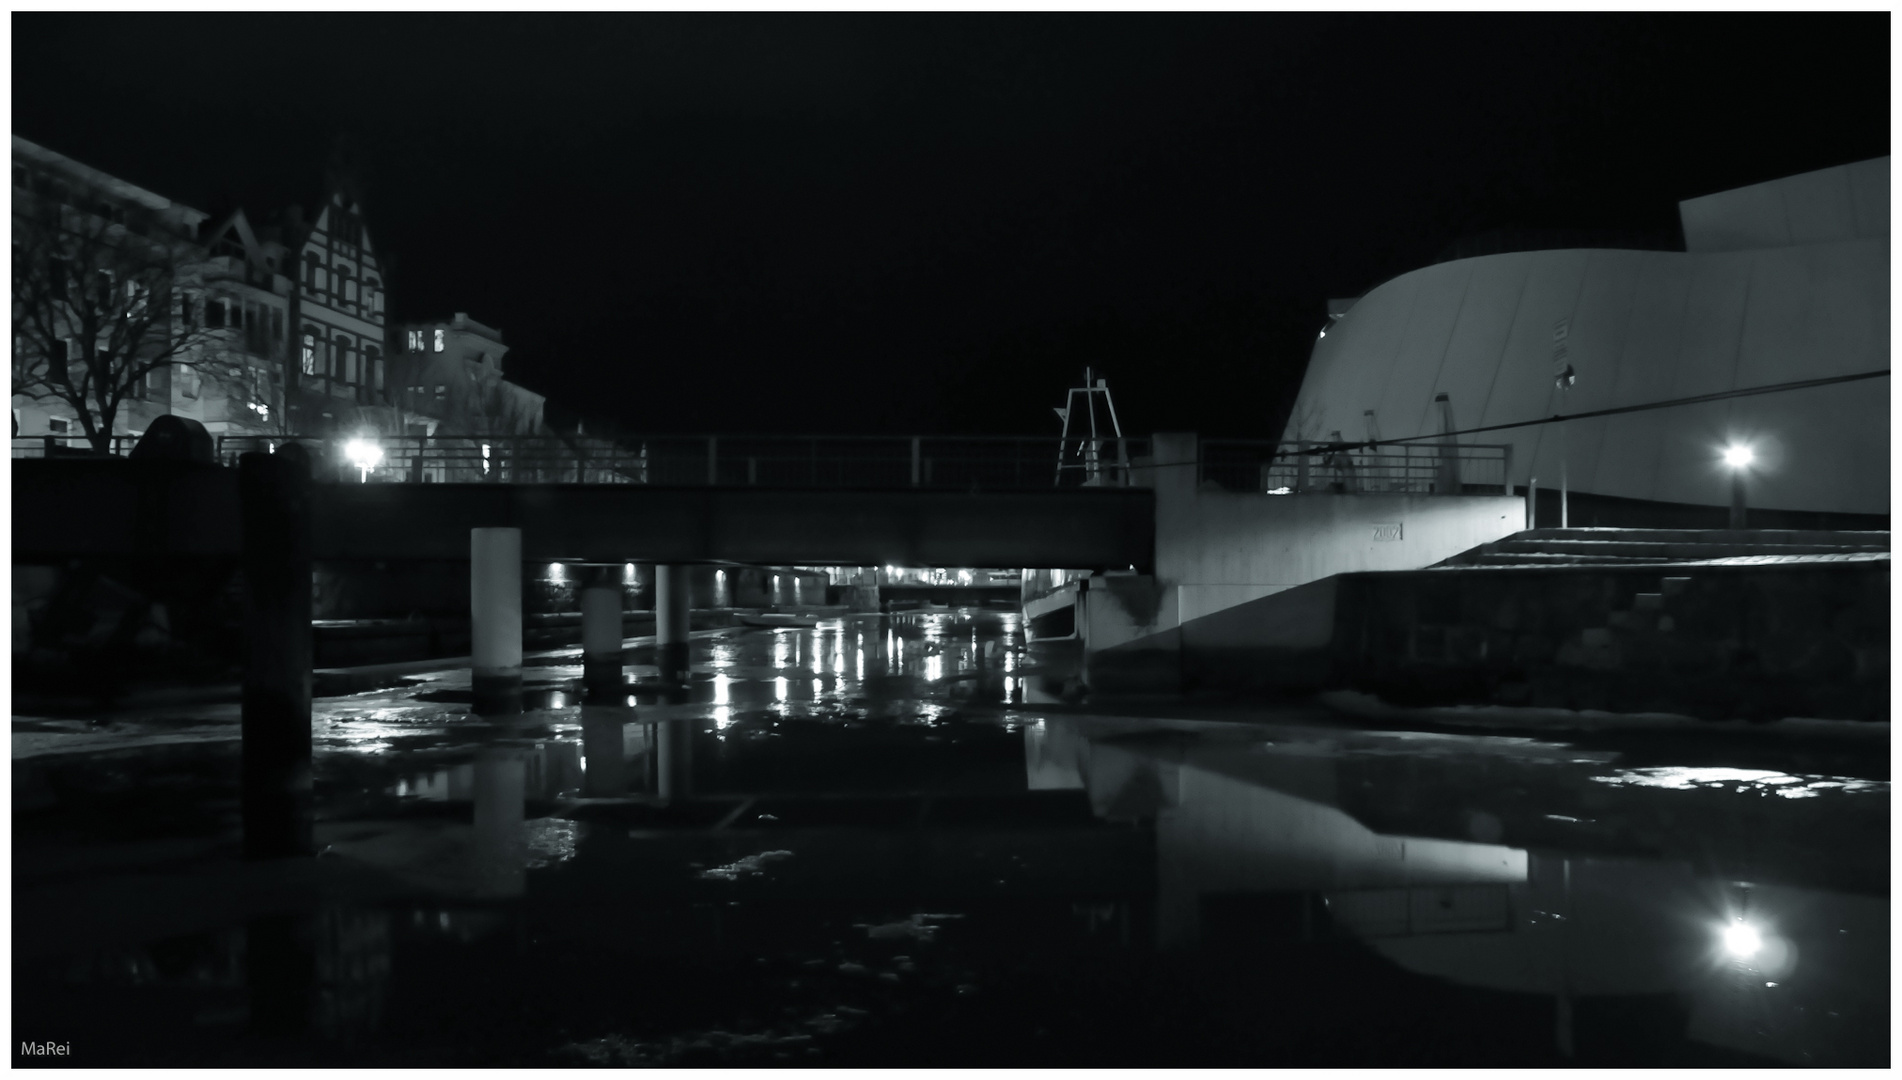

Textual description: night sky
[12,13,1889,439]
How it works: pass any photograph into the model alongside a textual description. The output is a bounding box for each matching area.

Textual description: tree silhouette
[12,190,215,453]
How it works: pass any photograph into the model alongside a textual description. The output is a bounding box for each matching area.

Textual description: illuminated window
[300,333,316,375]
[433,328,444,352]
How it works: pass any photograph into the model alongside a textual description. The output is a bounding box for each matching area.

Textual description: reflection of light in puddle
[773,638,792,669]
[713,705,733,729]
[811,677,823,698]
[774,676,789,702]
[924,655,943,682]
[1590,767,1887,798]
[713,674,731,705]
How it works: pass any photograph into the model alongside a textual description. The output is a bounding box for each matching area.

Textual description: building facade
[284,190,398,437]
[12,135,217,443]
[1282,157,1889,522]
[388,312,546,437]
[12,137,552,459]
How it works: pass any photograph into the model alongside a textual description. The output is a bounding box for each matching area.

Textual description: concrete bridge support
[239,445,314,859]
[471,527,524,715]
[580,565,625,699]
[655,563,691,685]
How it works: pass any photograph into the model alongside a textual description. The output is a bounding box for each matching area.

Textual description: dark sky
[13,13,1890,438]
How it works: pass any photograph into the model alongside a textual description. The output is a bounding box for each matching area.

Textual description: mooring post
[471,527,524,715]
[580,564,626,699]
[240,443,314,860]
[655,564,691,685]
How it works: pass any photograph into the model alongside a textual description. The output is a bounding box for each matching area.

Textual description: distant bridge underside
[12,460,1156,570]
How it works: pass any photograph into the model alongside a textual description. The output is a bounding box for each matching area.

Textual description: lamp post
[1723,444,1753,529]
[1554,364,1576,528]
[343,437,383,483]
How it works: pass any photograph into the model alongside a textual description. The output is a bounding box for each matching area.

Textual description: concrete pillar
[655,718,694,803]
[239,443,313,860]
[580,565,625,699]
[472,748,527,898]
[581,706,630,797]
[655,563,691,685]
[470,527,523,715]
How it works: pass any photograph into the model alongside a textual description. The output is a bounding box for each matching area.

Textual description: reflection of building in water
[1030,718,1889,1066]
[1030,724,1525,948]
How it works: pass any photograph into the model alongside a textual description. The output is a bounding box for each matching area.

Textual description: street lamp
[1554,364,1576,528]
[1723,443,1753,529]
[344,437,383,483]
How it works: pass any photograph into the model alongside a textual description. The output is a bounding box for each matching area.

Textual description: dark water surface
[12,610,1890,1067]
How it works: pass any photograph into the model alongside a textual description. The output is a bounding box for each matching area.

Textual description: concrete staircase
[1435,528,1890,569]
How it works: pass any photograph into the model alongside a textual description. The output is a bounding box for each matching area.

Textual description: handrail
[1200,439,1513,496]
[190,433,1156,491]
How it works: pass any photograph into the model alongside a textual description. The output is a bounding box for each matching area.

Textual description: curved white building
[1284,158,1889,521]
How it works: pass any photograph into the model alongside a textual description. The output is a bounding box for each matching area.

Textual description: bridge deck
[12,459,1155,569]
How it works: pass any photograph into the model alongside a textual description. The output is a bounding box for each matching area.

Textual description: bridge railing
[1199,440,1512,495]
[207,434,1156,490]
[11,435,143,458]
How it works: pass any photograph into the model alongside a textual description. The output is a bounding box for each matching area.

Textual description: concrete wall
[1079,432,1524,691]
[1150,433,1524,620]
[1151,557,1888,721]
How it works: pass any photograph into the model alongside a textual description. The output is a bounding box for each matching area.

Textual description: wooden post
[655,564,691,685]
[240,443,314,860]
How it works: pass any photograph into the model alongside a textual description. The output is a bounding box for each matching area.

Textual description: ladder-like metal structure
[1053,367,1130,487]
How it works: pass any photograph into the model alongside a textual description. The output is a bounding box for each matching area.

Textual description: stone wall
[1331,561,1889,721]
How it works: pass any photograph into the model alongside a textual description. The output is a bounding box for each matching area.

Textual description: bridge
[12,434,1157,569]
[12,428,1518,861]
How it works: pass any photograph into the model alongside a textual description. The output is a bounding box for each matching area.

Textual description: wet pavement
[12,609,1891,1067]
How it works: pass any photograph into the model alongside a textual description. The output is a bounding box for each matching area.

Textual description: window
[366,346,383,391]
[272,309,284,343]
[177,295,194,328]
[304,253,320,288]
[315,266,328,294]
[372,289,383,314]
[301,332,316,375]
[333,336,351,380]
[341,340,357,383]
[433,328,444,352]
[206,300,226,328]
[344,278,357,304]
[48,417,69,434]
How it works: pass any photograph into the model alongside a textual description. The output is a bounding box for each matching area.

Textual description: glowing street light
[1722,920,1763,958]
[1722,442,1754,529]
[343,437,383,483]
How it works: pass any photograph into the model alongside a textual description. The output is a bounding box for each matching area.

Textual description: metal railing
[200,434,1155,490]
[1200,440,1512,495]
[10,435,143,458]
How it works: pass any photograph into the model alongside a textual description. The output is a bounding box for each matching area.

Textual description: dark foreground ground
[12,611,1890,1067]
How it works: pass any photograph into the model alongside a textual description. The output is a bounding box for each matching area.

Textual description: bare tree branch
[12,192,218,453]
